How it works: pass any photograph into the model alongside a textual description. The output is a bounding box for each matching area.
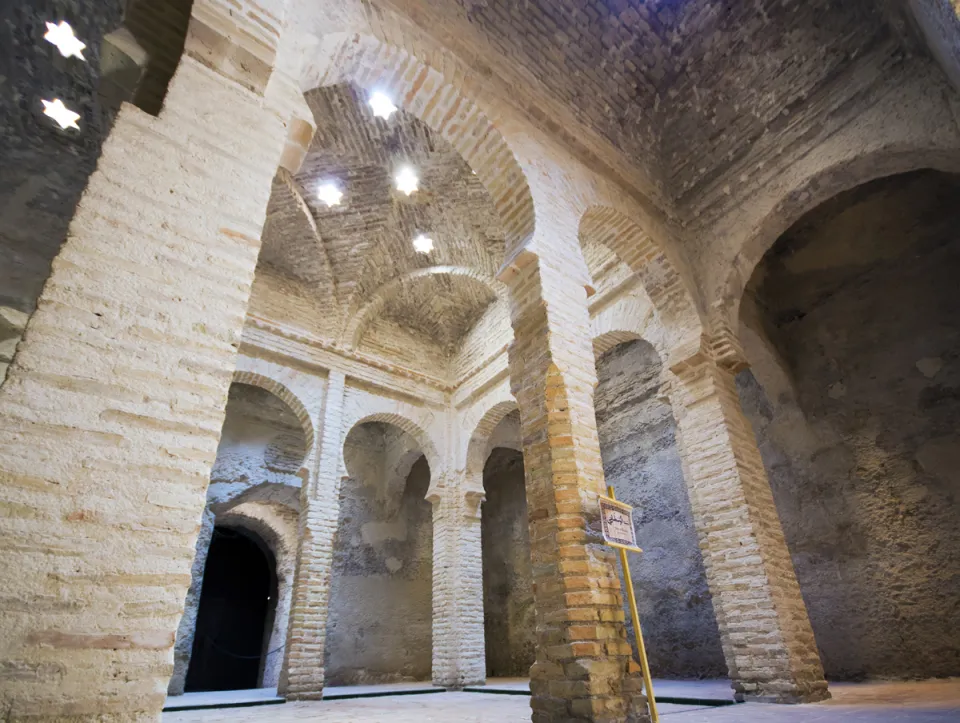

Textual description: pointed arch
[464,397,520,500]
[580,206,704,367]
[721,148,960,329]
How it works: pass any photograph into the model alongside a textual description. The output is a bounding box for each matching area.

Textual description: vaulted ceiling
[381,0,910,207]
[258,83,505,354]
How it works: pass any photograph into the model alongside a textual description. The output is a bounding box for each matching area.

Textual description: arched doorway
[594,338,726,678]
[326,421,433,685]
[480,411,535,677]
[737,169,960,680]
[184,526,279,692]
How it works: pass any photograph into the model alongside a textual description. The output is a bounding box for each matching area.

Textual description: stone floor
[163,679,960,722]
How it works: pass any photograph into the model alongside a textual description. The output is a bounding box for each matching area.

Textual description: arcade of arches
[1,1,960,721]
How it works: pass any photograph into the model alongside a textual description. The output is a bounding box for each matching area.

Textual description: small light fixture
[42,98,80,130]
[395,166,419,196]
[369,91,398,120]
[413,234,434,254]
[317,181,343,207]
[44,21,86,60]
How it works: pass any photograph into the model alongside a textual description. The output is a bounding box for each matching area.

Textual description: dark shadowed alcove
[738,170,960,680]
[185,526,278,692]
[482,446,535,677]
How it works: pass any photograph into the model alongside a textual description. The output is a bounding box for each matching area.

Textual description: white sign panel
[599,495,641,551]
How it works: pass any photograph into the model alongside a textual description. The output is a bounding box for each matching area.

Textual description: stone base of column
[735,678,831,704]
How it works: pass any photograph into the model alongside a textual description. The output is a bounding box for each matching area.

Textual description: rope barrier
[200,634,286,661]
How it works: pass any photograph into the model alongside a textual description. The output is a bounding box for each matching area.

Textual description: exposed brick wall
[505,248,649,722]
[666,359,828,703]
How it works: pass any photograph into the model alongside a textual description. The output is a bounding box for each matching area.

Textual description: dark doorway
[482,447,535,677]
[185,527,278,692]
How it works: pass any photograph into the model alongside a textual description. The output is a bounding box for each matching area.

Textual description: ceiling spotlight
[413,234,434,254]
[41,98,80,130]
[369,91,398,120]
[44,21,86,60]
[317,181,343,207]
[395,166,419,196]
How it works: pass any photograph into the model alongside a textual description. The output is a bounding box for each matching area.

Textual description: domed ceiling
[258,82,505,357]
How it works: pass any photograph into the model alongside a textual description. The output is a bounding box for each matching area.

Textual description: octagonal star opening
[413,234,434,254]
[368,91,397,120]
[395,166,419,196]
[317,181,343,208]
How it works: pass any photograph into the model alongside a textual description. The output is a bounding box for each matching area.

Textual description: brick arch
[302,33,535,254]
[343,266,506,349]
[720,149,960,333]
[464,398,520,500]
[231,371,315,457]
[592,331,643,361]
[579,205,704,368]
[343,412,441,489]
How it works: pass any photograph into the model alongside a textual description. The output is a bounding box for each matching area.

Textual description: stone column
[666,357,829,703]
[0,36,295,718]
[168,508,216,695]
[430,485,486,688]
[503,250,647,723]
[280,370,347,700]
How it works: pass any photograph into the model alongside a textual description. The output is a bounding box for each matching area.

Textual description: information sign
[598,495,642,552]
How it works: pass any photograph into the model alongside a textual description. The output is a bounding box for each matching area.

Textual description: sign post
[600,486,659,723]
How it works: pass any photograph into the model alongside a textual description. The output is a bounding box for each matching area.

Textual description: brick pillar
[666,358,829,703]
[430,486,486,688]
[280,370,346,700]
[0,54,292,718]
[503,250,648,723]
[168,508,216,695]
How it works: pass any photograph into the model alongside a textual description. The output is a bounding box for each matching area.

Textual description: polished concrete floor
[163,678,960,722]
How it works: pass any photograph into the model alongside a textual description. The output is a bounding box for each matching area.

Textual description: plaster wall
[325,425,433,684]
[738,170,960,680]
[595,340,726,679]
[481,447,535,677]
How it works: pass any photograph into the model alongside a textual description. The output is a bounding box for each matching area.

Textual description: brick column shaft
[506,252,648,723]
[280,370,346,699]
[431,488,485,688]
[668,360,829,703]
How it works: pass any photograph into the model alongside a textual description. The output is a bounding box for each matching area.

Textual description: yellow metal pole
[608,485,659,723]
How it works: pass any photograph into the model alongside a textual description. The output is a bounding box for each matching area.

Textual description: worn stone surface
[325,424,433,685]
[595,340,725,679]
[738,170,960,681]
[207,384,307,506]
